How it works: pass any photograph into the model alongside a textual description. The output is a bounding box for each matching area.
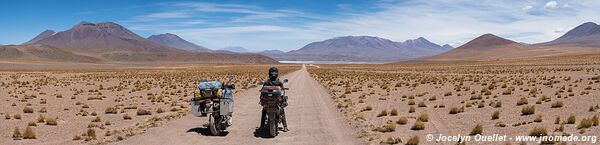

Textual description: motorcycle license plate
[268,94,272,96]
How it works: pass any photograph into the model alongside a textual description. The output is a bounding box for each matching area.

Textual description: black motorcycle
[258,79,288,137]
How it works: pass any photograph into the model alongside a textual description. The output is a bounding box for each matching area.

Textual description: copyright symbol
[426,134,434,141]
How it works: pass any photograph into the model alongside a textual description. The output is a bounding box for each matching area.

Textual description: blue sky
[1,0,599,51]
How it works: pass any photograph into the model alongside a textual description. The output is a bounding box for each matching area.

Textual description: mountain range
[6,21,600,64]
[7,21,277,64]
[266,36,453,62]
[424,22,600,61]
[427,22,600,61]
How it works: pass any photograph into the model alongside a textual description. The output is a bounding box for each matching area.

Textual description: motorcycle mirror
[284,88,289,90]
[283,79,288,83]
[227,76,235,81]
[257,82,264,85]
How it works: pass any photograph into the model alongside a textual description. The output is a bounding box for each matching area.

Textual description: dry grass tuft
[470,124,483,135]
[411,120,425,130]
[406,136,419,145]
[23,126,36,139]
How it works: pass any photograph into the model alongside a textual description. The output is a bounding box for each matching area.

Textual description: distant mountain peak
[147,33,211,52]
[220,46,248,53]
[442,44,454,49]
[541,21,600,47]
[456,33,518,50]
[23,29,56,44]
[30,21,177,52]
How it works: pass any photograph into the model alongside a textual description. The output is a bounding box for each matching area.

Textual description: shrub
[592,115,599,126]
[491,111,500,120]
[37,114,45,123]
[362,106,373,111]
[470,124,483,135]
[23,127,36,139]
[382,137,402,144]
[12,127,22,140]
[157,108,164,113]
[418,113,430,122]
[137,108,152,116]
[377,110,388,117]
[494,101,502,108]
[378,122,397,133]
[555,116,561,124]
[92,116,101,122]
[516,97,528,106]
[105,120,111,126]
[73,135,82,140]
[577,118,594,129]
[386,109,397,116]
[534,115,543,122]
[521,105,535,116]
[28,121,37,126]
[46,117,58,126]
[23,107,34,113]
[406,136,419,145]
[105,107,118,114]
[411,120,425,130]
[566,115,576,124]
[408,100,416,105]
[14,113,21,119]
[397,116,408,125]
[418,102,427,107]
[449,107,464,114]
[86,128,96,140]
[38,107,47,113]
[551,101,563,108]
[408,106,415,113]
[123,114,132,120]
[528,127,547,137]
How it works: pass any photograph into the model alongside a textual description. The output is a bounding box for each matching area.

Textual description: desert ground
[0,63,299,145]
[2,53,600,145]
[307,54,600,144]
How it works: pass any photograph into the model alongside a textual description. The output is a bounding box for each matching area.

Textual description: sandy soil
[0,64,299,145]
[112,65,362,145]
[308,57,600,145]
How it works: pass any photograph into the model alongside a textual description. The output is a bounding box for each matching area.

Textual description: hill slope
[147,33,211,52]
[23,30,55,44]
[0,45,101,63]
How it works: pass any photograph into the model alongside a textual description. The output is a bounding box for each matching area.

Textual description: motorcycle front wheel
[209,114,220,135]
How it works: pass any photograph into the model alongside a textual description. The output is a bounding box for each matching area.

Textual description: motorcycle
[258,79,289,137]
[191,76,235,136]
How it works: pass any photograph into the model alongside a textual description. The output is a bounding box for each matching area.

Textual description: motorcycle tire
[267,112,278,137]
[209,114,220,136]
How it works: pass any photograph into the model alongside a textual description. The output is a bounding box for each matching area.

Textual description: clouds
[122,0,600,51]
[544,1,558,9]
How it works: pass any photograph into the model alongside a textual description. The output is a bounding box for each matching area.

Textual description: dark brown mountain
[16,21,278,64]
[23,30,55,44]
[277,36,451,62]
[32,22,179,52]
[540,22,600,47]
[147,33,211,52]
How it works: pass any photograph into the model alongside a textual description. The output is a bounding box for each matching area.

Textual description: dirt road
[113,65,362,145]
